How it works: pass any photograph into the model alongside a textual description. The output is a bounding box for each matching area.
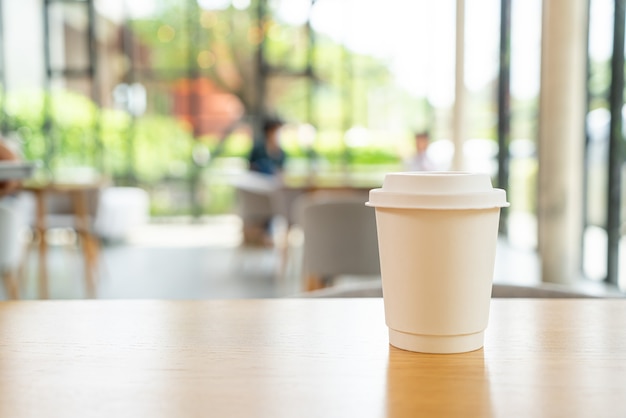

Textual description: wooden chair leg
[2,270,20,300]
[87,235,100,297]
[305,274,328,292]
[79,232,98,299]
[72,189,99,299]
[273,222,290,285]
[32,190,49,299]
[17,229,35,288]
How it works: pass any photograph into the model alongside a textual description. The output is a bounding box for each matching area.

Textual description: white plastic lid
[366,172,509,210]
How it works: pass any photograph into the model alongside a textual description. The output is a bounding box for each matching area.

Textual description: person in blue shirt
[248,117,285,176]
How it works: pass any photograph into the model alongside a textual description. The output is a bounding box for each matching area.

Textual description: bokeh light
[197,50,216,69]
[157,25,176,43]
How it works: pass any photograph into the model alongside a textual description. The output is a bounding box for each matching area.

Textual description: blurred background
[0,0,623,299]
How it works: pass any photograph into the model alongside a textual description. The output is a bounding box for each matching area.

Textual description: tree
[128,0,398,147]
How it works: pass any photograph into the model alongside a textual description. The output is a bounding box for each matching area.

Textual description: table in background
[234,171,379,226]
[233,171,377,251]
[0,299,624,417]
[21,181,104,298]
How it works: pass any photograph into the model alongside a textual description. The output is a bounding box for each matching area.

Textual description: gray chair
[294,192,380,291]
[234,186,275,245]
[232,173,281,246]
[93,187,150,242]
[296,280,607,298]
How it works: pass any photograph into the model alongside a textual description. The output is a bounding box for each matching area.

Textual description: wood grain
[0,299,624,417]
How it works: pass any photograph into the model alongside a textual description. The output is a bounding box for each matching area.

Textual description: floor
[14,216,282,300]
[5,213,623,300]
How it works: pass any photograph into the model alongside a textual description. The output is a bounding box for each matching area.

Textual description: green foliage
[127,2,403,133]
[349,147,401,165]
[209,131,251,157]
[2,90,47,161]
[100,108,132,177]
[589,59,610,109]
[264,23,308,71]
[0,2,439,216]
[130,2,191,71]
[3,90,99,169]
[2,89,197,185]
[132,115,194,182]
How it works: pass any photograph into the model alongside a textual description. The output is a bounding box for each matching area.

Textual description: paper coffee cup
[366,172,509,354]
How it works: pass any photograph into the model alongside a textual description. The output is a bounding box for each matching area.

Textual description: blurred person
[238,117,287,246]
[0,138,29,228]
[248,117,286,176]
[404,131,437,172]
[0,139,22,199]
[0,139,25,281]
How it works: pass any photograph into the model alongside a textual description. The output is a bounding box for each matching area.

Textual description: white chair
[232,173,281,246]
[235,186,275,245]
[0,204,22,299]
[294,192,380,291]
[94,187,150,242]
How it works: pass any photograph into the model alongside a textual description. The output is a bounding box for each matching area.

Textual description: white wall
[3,0,46,91]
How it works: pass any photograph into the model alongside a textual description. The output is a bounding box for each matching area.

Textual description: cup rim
[367,172,509,210]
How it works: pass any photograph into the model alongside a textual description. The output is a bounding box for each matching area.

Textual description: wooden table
[21,181,103,298]
[0,298,624,417]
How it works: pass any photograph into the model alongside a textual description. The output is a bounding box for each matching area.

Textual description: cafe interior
[0,0,625,300]
[3,0,626,305]
[3,1,626,416]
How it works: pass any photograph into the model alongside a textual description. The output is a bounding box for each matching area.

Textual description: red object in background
[172,78,244,137]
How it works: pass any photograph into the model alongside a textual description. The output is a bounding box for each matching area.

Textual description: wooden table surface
[0,299,624,417]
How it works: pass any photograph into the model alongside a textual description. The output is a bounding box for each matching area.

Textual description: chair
[296,280,608,298]
[294,192,380,291]
[232,173,281,246]
[93,187,150,242]
[0,204,22,299]
[235,186,275,246]
[20,182,103,298]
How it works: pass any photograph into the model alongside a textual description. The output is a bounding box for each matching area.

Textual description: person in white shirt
[404,131,436,172]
